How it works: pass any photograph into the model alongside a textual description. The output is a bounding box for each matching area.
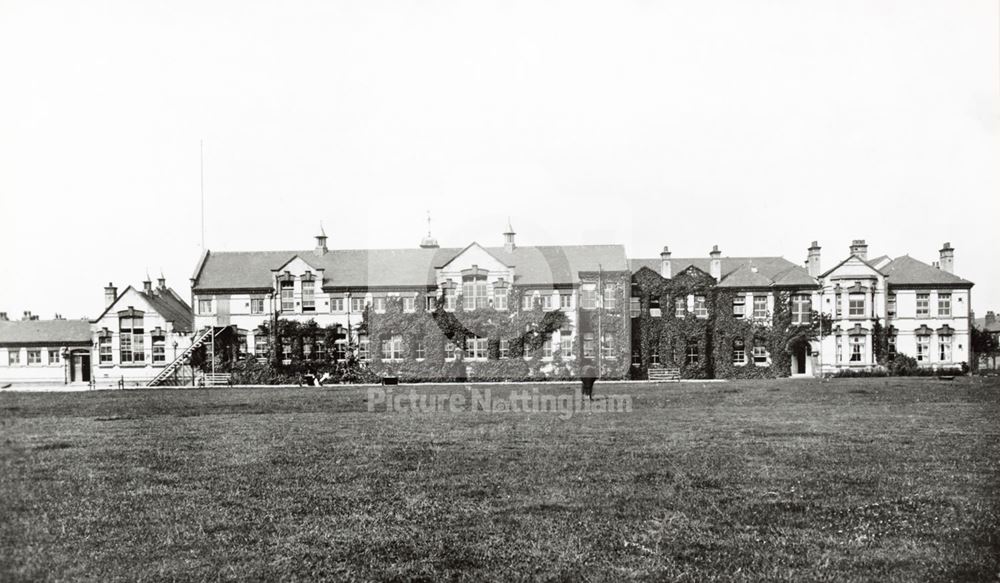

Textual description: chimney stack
[709,245,722,281]
[939,242,954,274]
[157,272,166,290]
[503,218,516,253]
[314,224,328,257]
[104,282,118,308]
[22,310,32,321]
[850,239,868,261]
[807,241,822,278]
[0,312,6,321]
[659,246,672,279]
[143,278,153,293]
[985,311,996,326]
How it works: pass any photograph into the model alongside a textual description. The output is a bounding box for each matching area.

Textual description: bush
[887,354,920,376]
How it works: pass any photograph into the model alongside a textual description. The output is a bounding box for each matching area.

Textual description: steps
[146,327,217,387]
[647,366,681,382]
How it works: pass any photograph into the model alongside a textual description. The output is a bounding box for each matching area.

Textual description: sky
[1,0,997,320]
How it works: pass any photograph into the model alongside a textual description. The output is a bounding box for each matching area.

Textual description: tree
[972,327,998,370]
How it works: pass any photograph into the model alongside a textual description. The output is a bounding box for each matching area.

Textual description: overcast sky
[1,0,997,320]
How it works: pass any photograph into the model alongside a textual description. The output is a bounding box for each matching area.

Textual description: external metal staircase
[146,327,218,387]
[647,366,681,382]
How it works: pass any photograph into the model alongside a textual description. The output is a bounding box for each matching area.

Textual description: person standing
[580,361,598,401]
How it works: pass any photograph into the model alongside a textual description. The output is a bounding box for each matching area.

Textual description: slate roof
[192,245,629,291]
[0,319,92,346]
[629,256,816,288]
[974,317,1000,333]
[881,255,974,287]
[92,286,194,333]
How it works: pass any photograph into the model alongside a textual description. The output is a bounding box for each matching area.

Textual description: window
[887,334,897,359]
[466,337,488,359]
[848,293,865,318]
[445,341,457,359]
[198,298,213,315]
[301,280,315,312]
[358,337,370,361]
[522,294,534,310]
[542,339,553,358]
[370,297,385,313]
[280,281,294,312]
[732,338,746,364]
[152,335,165,363]
[916,335,930,362]
[937,293,951,317]
[48,349,61,364]
[753,296,768,319]
[560,293,573,309]
[426,295,438,310]
[27,349,41,365]
[834,293,842,318]
[850,336,864,362]
[281,339,292,365]
[916,293,930,317]
[675,297,686,317]
[493,291,508,311]
[444,287,457,311]
[583,333,595,358]
[685,341,699,365]
[561,336,573,358]
[463,276,488,310]
[251,297,266,314]
[580,287,596,309]
[601,332,616,359]
[499,339,510,359]
[99,336,112,364]
[255,334,269,356]
[415,340,426,360]
[8,348,19,365]
[351,297,367,313]
[381,335,402,360]
[333,340,346,361]
[752,340,768,364]
[732,296,746,318]
[403,296,415,312]
[835,336,843,362]
[539,294,553,310]
[603,285,617,310]
[632,350,642,366]
[792,294,812,325]
[629,297,640,318]
[119,315,144,363]
[650,343,660,366]
[939,335,952,362]
[886,294,896,318]
[330,297,344,312]
[693,295,707,318]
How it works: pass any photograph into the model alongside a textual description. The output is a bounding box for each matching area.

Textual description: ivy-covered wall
[630,266,820,380]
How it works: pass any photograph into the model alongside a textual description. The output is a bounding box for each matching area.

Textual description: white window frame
[938,335,952,362]
[753,295,768,319]
[850,336,864,362]
[732,296,746,318]
[916,335,930,362]
[916,293,930,317]
[693,295,708,319]
[937,293,951,317]
[848,293,865,318]
[301,280,315,312]
[330,297,344,313]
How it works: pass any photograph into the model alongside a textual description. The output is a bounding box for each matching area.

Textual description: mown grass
[2,377,999,582]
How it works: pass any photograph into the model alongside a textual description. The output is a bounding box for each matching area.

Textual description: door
[81,354,90,382]
[795,344,807,374]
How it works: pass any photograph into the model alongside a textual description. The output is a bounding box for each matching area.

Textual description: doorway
[71,352,90,383]
[794,343,807,375]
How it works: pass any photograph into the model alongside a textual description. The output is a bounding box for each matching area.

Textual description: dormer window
[301,280,315,312]
[280,280,294,312]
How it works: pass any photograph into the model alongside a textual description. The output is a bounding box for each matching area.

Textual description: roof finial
[504,216,515,235]
[420,210,440,249]
[426,210,432,237]
[319,221,326,238]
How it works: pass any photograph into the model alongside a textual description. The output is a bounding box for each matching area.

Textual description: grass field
[2,377,999,582]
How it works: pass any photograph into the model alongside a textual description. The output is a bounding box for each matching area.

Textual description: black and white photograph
[1,1,998,581]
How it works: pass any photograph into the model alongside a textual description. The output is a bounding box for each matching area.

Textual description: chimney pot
[986,311,996,326]
[849,239,869,260]
[807,241,822,277]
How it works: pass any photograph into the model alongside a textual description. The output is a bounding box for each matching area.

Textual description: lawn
[2,377,999,582]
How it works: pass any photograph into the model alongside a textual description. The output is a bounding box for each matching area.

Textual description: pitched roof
[881,255,973,287]
[92,286,194,332]
[139,288,194,333]
[0,319,92,346]
[974,317,1000,332]
[192,245,629,291]
[630,256,816,288]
